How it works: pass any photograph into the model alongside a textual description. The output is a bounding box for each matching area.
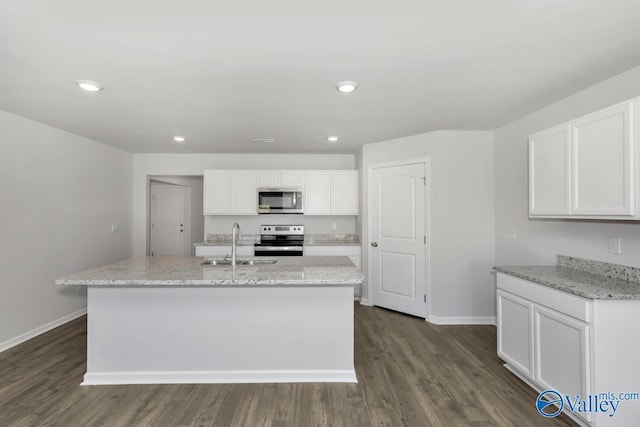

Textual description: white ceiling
[2,0,640,154]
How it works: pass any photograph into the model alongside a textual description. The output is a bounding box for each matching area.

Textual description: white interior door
[150,185,186,256]
[370,162,427,317]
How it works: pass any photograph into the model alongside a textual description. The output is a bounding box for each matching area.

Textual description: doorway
[368,159,431,318]
[148,176,204,257]
[150,184,189,256]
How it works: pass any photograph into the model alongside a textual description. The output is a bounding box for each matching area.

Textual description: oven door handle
[254,246,303,251]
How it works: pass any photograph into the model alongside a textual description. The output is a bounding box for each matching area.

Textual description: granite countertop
[304,235,360,246]
[195,234,360,247]
[55,256,364,287]
[495,261,640,300]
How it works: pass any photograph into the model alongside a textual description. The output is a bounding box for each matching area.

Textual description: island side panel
[84,285,356,384]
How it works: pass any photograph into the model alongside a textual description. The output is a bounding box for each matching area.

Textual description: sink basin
[201,257,277,266]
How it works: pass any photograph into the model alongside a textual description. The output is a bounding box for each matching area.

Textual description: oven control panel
[260,225,304,235]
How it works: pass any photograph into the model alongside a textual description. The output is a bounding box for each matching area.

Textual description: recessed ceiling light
[327,136,339,142]
[75,80,103,92]
[173,135,186,143]
[336,81,358,94]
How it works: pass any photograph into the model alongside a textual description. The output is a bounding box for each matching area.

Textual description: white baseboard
[358,298,371,306]
[427,315,496,325]
[82,369,358,385]
[0,307,87,353]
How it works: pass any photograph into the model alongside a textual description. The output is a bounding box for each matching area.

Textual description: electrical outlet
[111,224,119,233]
[608,237,621,254]
[510,228,517,240]
[332,222,337,231]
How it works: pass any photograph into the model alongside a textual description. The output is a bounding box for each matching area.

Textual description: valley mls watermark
[536,389,640,418]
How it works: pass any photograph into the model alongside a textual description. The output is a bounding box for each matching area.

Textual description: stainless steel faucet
[231,222,241,269]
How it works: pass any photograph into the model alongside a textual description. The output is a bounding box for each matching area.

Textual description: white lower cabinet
[497,273,640,426]
[195,245,253,257]
[534,305,590,404]
[497,291,534,378]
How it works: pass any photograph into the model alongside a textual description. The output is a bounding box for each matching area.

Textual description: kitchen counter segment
[57,256,360,385]
[55,256,364,287]
[495,255,640,300]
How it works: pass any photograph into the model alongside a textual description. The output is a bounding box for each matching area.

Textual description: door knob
[371,242,378,247]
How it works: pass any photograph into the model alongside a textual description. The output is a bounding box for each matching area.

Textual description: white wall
[360,131,495,322]
[133,154,356,256]
[495,65,640,267]
[0,109,133,349]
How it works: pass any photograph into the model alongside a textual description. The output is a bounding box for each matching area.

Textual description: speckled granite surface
[495,257,640,300]
[194,234,259,247]
[55,256,364,287]
[195,234,360,247]
[304,234,360,246]
[557,255,640,283]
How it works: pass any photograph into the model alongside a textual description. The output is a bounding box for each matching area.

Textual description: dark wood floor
[0,304,575,426]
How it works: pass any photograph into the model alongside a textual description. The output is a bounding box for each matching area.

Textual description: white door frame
[149,183,191,257]
[367,158,431,320]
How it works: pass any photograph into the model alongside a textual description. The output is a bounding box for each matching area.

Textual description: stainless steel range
[254,225,304,257]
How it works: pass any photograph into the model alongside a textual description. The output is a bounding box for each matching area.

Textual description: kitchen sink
[201,257,278,266]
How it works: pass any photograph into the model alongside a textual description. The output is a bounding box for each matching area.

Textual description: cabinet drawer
[195,245,253,257]
[497,273,591,322]
[304,245,361,256]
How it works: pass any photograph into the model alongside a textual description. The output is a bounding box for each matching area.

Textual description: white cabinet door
[258,171,304,188]
[203,170,231,214]
[305,171,331,215]
[195,245,253,257]
[230,171,258,215]
[534,306,590,421]
[331,171,358,215]
[572,100,636,215]
[303,245,361,258]
[529,124,571,216]
[281,171,304,187]
[258,171,280,187]
[203,170,257,215]
[497,290,534,379]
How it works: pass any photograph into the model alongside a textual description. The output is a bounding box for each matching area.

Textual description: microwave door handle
[293,192,296,208]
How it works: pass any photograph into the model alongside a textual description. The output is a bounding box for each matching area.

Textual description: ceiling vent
[252,138,276,144]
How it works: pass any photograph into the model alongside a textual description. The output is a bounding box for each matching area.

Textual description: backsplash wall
[204,215,356,237]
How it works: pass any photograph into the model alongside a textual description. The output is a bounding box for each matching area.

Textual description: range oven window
[257,188,303,214]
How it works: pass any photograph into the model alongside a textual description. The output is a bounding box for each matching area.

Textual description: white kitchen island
[55,256,363,385]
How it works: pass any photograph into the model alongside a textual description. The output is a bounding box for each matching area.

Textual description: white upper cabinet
[203,170,231,215]
[305,171,332,215]
[331,171,358,215]
[205,169,358,216]
[306,171,359,215]
[572,101,635,215]
[280,171,304,187]
[529,97,639,219]
[203,170,257,215]
[258,171,280,187]
[529,124,571,215]
[230,171,258,214]
[257,171,305,188]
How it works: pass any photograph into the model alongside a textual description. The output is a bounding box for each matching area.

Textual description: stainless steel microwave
[257,188,303,214]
